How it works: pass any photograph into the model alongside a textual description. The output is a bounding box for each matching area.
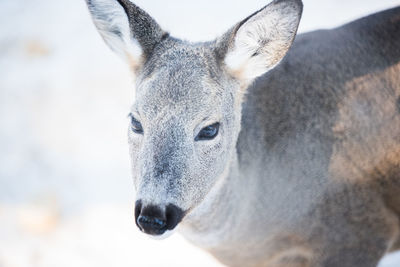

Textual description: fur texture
[85,0,400,266]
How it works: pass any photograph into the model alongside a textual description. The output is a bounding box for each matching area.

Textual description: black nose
[135,200,185,236]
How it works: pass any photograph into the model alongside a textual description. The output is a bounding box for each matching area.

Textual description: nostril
[134,202,185,235]
[165,204,185,230]
[135,204,167,235]
[138,215,166,230]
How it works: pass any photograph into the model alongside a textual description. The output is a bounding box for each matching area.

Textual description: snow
[0,0,399,266]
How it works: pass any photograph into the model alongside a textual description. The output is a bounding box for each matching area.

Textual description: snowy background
[1,0,400,266]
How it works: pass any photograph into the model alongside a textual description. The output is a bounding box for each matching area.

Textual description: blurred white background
[1,0,399,266]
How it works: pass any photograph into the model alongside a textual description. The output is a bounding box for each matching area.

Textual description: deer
[85,0,400,266]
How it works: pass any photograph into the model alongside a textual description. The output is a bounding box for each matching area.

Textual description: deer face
[86,0,302,236]
[128,42,241,235]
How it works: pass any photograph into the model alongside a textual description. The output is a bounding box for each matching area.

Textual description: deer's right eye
[129,114,143,134]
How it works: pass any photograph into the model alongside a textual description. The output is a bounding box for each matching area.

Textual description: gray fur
[115,0,167,57]
[86,0,400,266]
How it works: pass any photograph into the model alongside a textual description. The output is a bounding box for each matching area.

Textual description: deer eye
[195,123,220,141]
[129,113,143,134]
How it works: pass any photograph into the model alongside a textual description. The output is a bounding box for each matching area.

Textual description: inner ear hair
[86,0,168,64]
[218,0,303,82]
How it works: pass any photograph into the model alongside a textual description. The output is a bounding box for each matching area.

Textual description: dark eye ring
[195,122,220,141]
[129,113,143,134]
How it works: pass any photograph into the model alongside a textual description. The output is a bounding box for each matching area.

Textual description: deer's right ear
[86,0,167,65]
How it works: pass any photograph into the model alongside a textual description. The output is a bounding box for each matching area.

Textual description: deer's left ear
[86,0,167,65]
[216,0,303,83]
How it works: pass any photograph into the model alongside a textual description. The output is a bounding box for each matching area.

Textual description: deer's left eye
[129,114,143,134]
[195,123,220,141]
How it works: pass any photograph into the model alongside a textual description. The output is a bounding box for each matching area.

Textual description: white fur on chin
[146,228,176,240]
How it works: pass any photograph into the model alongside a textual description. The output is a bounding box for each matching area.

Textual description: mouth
[147,228,177,240]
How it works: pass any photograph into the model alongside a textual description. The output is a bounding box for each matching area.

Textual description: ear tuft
[223,0,303,82]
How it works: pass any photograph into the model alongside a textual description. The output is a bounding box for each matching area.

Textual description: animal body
[85,0,400,266]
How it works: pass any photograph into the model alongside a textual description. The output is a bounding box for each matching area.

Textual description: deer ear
[217,0,303,82]
[86,0,167,65]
